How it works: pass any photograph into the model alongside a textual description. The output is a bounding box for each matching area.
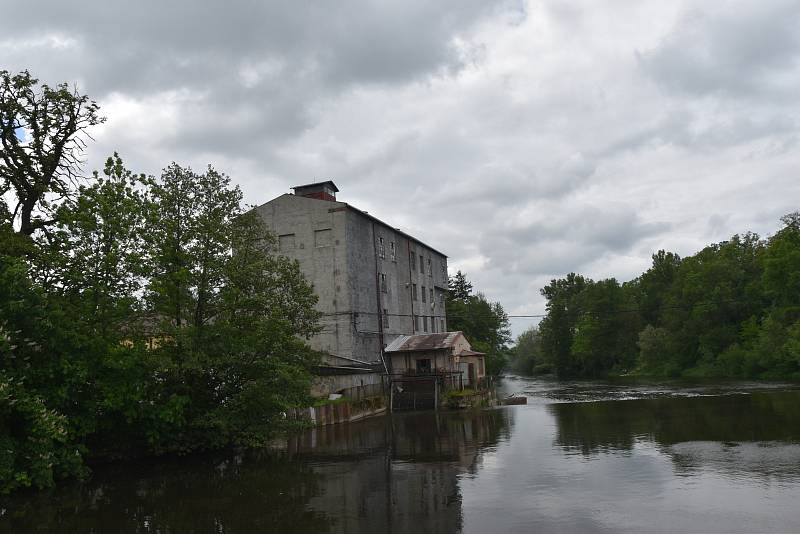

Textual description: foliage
[0,152,321,492]
[446,270,511,375]
[533,214,800,379]
[0,70,104,237]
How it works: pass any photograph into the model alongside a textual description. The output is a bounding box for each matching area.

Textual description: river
[3,377,800,533]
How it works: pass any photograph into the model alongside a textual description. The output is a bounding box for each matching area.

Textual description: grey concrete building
[254,181,448,366]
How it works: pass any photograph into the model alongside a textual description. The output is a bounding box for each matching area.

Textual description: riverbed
[3,377,800,533]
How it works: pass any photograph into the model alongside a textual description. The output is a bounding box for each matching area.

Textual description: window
[414,314,420,332]
[431,316,436,333]
[441,261,446,276]
[419,254,424,274]
[380,273,387,293]
[430,288,434,304]
[421,286,426,303]
[378,237,385,258]
[440,318,445,332]
[423,315,428,332]
[314,229,331,247]
[390,241,396,261]
[427,257,432,275]
[410,252,416,270]
[416,359,431,374]
[383,308,389,328]
[412,283,418,301]
[278,234,295,251]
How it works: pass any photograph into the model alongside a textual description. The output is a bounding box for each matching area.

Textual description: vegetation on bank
[446,271,512,376]
[1,70,321,493]
[510,215,800,380]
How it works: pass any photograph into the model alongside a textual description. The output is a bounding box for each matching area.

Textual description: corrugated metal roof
[385,331,465,352]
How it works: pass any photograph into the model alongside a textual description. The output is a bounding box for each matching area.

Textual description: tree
[509,326,546,375]
[446,271,511,376]
[0,70,104,237]
[448,270,473,301]
[49,153,147,335]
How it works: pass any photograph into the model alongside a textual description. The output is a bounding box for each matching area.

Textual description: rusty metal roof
[384,331,465,353]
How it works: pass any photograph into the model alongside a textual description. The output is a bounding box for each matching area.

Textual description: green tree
[509,326,546,375]
[0,70,104,237]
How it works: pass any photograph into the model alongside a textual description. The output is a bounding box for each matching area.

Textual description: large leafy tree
[0,70,104,237]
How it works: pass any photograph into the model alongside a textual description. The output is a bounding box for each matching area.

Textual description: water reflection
[549,391,800,480]
[1,409,513,534]
[5,383,800,534]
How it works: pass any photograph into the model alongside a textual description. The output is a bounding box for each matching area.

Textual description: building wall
[255,194,353,359]
[256,193,448,364]
[388,349,458,374]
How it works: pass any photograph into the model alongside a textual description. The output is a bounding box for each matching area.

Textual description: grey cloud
[1,0,512,159]
[639,1,800,99]
[479,205,670,277]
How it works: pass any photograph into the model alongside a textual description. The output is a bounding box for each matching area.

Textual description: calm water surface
[3,377,800,533]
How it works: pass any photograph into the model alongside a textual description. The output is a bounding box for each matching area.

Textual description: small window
[441,261,446,276]
[431,317,436,333]
[378,237,385,258]
[440,318,445,332]
[421,286,426,303]
[314,229,332,248]
[430,288,434,303]
[414,315,419,332]
[279,234,295,251]
[383,308,389,328]
[419,254,424,274]
[412,283,418,301]
[380,273,387,293]
[423,315,428,332]
[390,241,396,261]
[410,252,416,270]
[427,258,432,275]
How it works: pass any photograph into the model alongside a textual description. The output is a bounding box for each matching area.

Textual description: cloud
[2,0,799,337]
[639,0,800,99]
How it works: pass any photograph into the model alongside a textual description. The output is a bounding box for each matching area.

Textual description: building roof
[458,349,486,357]
[291,180,339,192]
[343,202,448,258]
[262,193,448,258]
[385,331,466,353]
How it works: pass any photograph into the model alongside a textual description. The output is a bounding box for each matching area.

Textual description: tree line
[510,215,800,379]
[1,71,321,493]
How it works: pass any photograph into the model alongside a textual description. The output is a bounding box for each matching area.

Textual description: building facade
[255,181,448,364]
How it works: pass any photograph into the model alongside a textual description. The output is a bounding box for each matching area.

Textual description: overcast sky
[3,0,799,336]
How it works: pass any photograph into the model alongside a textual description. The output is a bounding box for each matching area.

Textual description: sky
[3,0,799,336]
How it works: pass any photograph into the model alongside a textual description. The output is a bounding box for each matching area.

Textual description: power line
[314,297,759,321]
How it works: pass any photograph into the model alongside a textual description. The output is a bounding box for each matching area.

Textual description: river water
[3,377,800,533]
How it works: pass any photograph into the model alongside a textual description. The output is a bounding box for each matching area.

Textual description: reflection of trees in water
[549,391,800,479]
[1,453,330,534]
[1,409,513,534]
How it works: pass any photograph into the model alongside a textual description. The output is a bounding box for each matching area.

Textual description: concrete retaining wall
[288,396,387,426]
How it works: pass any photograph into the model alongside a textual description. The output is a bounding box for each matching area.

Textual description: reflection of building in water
[284,409,513,534]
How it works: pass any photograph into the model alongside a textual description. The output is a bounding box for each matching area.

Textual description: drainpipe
[407,239,415,334]
[371,222,388,374]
